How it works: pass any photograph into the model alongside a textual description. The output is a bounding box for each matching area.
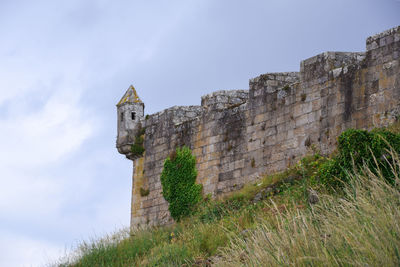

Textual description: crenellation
[366,26,400,51]
[116,26,400,230]
[201,90,248,110]
[300,52,366,86]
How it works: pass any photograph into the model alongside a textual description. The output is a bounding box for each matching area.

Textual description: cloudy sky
[0,0,399,266]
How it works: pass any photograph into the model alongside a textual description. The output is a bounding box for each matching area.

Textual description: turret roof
[117,85,142,106]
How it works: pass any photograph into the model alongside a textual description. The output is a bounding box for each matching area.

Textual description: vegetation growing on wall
[131,126,146,157]
[139,187,150,197]
[160,146,202,221]
[319,128,400,187]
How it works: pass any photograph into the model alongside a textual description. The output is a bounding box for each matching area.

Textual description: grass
[54,125,400,267]
[218,164,400,266]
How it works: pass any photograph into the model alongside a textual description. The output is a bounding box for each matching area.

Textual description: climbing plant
[160,146,203,221]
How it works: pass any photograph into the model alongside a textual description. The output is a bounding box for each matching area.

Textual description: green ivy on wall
[160,146,203,221]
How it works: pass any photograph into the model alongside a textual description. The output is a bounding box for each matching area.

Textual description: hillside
[55,123,400,266]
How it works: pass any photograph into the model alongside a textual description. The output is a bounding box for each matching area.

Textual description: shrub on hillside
[161,147,203,221]
[320,128,400,187]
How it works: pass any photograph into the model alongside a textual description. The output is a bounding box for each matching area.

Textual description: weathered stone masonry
[116,26,400,229]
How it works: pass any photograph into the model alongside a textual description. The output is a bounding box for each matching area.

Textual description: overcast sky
[0,0,399,266]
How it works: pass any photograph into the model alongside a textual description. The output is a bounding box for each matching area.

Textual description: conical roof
[117,85,142,106]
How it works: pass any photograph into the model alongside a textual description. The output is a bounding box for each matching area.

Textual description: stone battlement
[201,90,248,110]
[117,26,400,229]
[366,25,400,51]
[145,105,203,127]
[300,52,366,84]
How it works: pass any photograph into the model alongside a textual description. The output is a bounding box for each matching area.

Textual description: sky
[0,0,399,266]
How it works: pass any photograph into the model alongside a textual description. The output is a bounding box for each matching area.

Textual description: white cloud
[0,232,65,267]
[0,92,93,168]
[0,77,97,221]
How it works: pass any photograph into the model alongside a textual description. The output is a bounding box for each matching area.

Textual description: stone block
[248,139,261,151]
[205,152,219,161]
[276,115,286,125]
[263,126,276,137]
[287,129,294,139]
[154,182,161,190]
[206,159,220,169]
[307,110,320,123]
[295,114,308,127]
[282,139,298,150]
[234,159,245,169]
[303,102,313,114]
[270,152,284,162]
[254,113,266,124]
[198,162,208,171]
[233,169,241,178]
[246,124,257,134]
[293,104,304,117]
[203,184,216,196]
[294,126,305,137]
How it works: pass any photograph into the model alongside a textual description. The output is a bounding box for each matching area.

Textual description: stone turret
[116,85,144,158]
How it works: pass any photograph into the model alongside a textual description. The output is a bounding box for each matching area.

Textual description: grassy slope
[55,125,400,267]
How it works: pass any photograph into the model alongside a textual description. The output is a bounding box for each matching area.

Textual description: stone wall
[125,26,400,229]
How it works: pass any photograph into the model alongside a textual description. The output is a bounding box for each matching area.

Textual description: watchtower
[116,85,144,157]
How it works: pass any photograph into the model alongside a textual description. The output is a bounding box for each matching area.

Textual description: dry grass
[217,163,400,267]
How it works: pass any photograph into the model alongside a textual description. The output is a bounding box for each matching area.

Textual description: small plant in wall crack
[139,187,149,197]
[282,84,291,93]
[251,158,256,168]
[131,125,146,157]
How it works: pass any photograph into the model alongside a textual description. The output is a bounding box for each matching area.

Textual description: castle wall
[128,26,400,229]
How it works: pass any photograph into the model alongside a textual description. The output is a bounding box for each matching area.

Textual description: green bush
[320,128,400,186]
[295,152,327,185]
[160,147,203,221]
[198,202,227,223]
[197,198,245,224]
